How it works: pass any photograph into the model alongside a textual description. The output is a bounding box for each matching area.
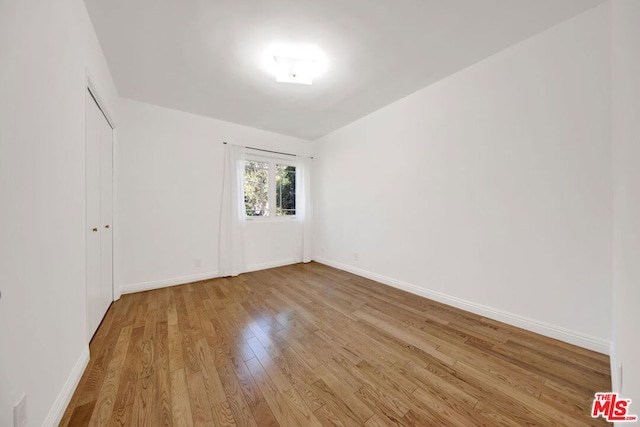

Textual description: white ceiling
[85,0,604,140]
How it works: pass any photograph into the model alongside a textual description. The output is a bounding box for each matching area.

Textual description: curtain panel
[297,156,313,263]
[219,144,246,276]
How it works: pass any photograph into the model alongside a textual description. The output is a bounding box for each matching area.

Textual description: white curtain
[219,144,246,277]
[297,156,313,263]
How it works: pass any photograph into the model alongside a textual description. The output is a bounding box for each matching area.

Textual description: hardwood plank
[245,357,322,427]
[399,361,478,410]
[212,400,238,427]
[110,326,145,425]
[313,403,347,427]
[154,320,173,426]
[211,344,259,427]
[88,324,133,427]
[313,364,373,423]
[132,371,156,426]
[194,336,227,408]
[309,378,366,426]
[226,350,279,426]
[364,414,391,427]
[170,368,194,427]
[66,400,96,427]
[186,371,215,426]
[354,385,408,426]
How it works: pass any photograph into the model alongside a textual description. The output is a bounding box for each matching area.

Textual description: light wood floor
[61,262,610,426]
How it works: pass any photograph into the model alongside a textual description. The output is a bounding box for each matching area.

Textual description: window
[244,157,296,217]
[276,164,296,216]
[244,160,270,216]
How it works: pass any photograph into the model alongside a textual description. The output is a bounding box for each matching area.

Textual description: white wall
[116,99,312,293]
[0,0,119,425]
[611,0,640,406]
[313,4,612,352]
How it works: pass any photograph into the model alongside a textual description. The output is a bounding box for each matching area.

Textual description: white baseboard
[314,257,610,355]
[120,258,300,295]
[43,346,90,427]
[610,341,619,392]
[113,283,121,301]
[246,258,299,273]
[120,271,220,295]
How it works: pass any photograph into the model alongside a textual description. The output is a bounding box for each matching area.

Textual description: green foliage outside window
[245,161,269,216]
[276,165,296,216]
[244,160,296,217]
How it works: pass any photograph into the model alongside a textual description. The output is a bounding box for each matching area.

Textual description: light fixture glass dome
[262,43,327,85]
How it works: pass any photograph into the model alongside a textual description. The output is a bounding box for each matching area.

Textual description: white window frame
[244,152,297,221]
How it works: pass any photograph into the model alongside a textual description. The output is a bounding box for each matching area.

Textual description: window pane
[276,164,296,216]
[244,161,269,216]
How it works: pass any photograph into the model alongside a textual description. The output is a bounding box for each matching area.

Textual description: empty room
[1,0,639,426]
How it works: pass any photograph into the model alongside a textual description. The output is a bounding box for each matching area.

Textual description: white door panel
[86,89,113,340]
[99,100,113,317]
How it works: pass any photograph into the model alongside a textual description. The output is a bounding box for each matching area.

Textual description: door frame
[85,70,119,342]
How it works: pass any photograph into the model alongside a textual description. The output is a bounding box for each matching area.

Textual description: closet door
[99,98,113,324]
[86,89,113,340]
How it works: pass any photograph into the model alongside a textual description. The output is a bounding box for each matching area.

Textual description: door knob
[104,224,110,229]
[92,227,98,232]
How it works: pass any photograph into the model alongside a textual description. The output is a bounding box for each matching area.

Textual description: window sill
[244,216,298,223]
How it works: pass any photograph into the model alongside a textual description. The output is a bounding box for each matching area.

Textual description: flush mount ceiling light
[262,43,327,85]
